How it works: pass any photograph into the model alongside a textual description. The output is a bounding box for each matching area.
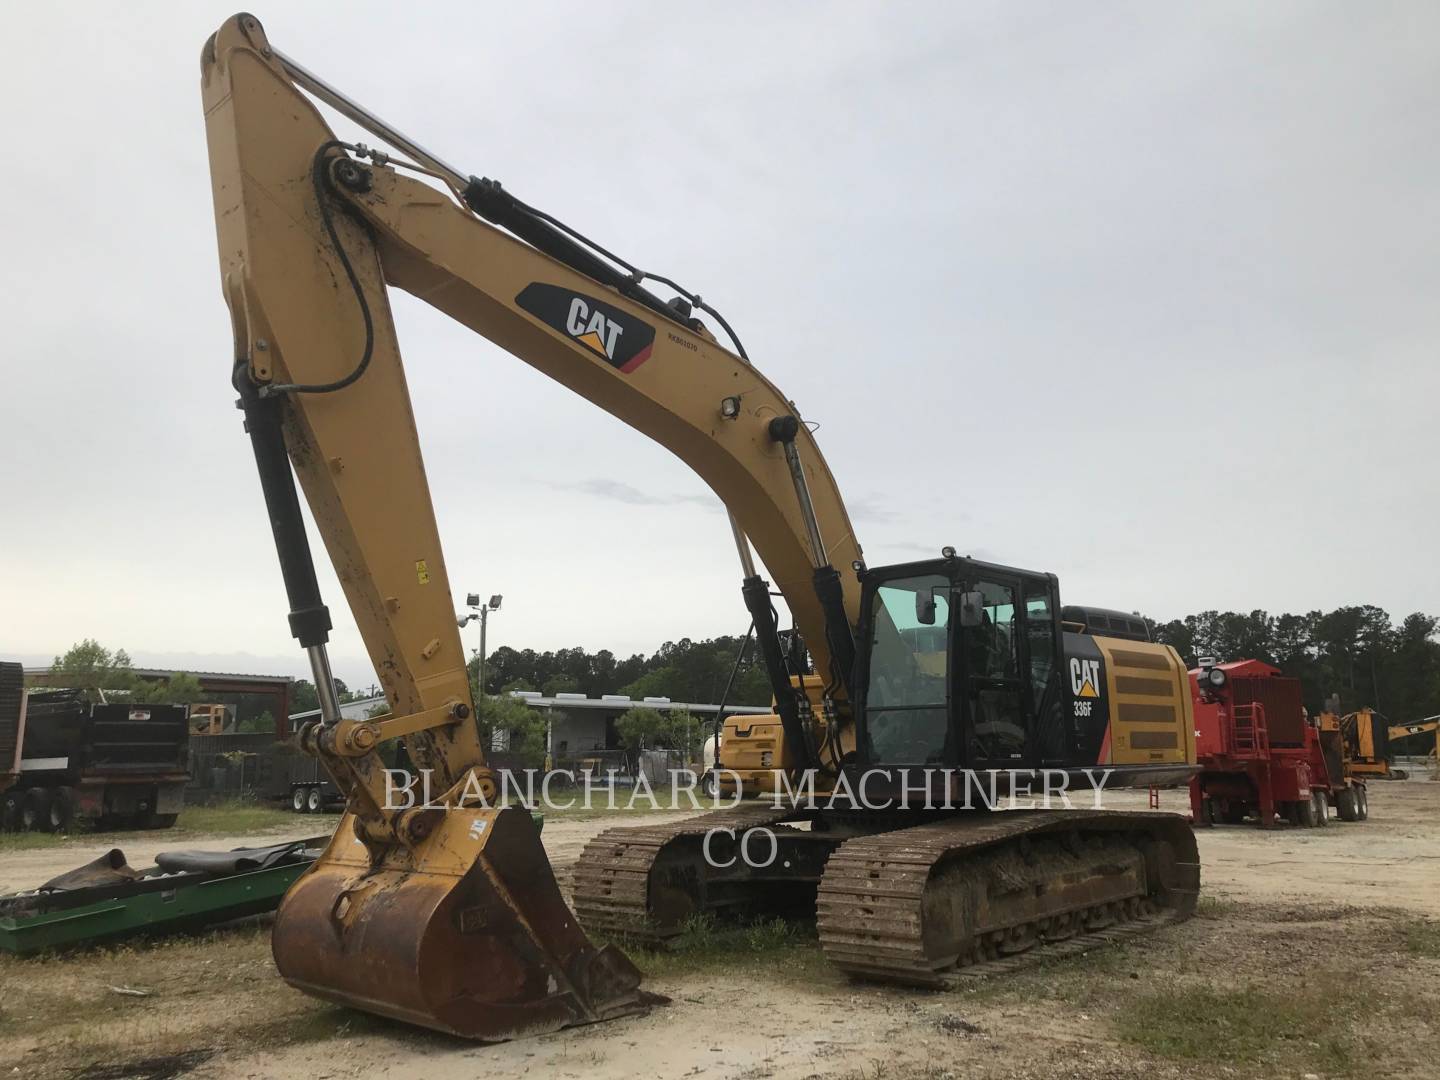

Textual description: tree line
[42,602,1440,743]
[40,640,207,704]
[477,634,769,706]
[1151,605,1440,723]
[474,604,1440,729]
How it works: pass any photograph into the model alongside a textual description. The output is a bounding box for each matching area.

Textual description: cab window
[865,574,949,764]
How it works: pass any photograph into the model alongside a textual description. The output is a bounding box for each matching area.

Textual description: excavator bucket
[272,805,646,1040]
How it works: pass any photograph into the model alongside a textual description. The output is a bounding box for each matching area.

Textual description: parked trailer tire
[1357,785,1369,821]
[291,786,308,813]
[1336,785,1360,822]
[306,787,323,813]
[21,788,55,833]
[140,811,179,830]
[1,789,20,832]
[48,787,75,833]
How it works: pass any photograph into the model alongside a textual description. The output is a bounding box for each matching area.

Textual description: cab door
[955,576,1032,770]
[1020,575,1066,765]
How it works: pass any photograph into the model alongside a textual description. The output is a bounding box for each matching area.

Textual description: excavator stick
[201,15,645,1039]
[274,807,644,1040]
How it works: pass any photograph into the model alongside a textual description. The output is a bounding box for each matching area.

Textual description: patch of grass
[0,923,278,1035]
[1401,918,1440,959]
[0,799,334,852]
[175,801,330,834]
[0,830,69,852]
[1115,983,1358,1074]
[958,931,1137,1007]
[0,921,425,1078]
[1195,894,1236,919]
[619,914,829,983]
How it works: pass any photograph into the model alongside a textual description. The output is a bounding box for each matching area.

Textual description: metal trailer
[186,731,342,812]
[0,674,190,833]
[0,663,25,803]
[1188,659,1368,829]
[282,752,345,814]
[0,837,326,955]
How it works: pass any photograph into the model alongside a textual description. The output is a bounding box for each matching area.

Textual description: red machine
[1189,659,1366,828]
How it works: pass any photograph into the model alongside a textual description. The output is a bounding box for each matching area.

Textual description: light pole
[459,592,503,701]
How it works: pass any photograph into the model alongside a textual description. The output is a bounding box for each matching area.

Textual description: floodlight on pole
[459,591,503,713]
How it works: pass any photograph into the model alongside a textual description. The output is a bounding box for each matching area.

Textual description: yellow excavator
[1324,707,1440,781]
[201,13,1200,1042]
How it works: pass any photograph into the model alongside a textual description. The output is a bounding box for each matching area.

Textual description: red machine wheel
[1294,796,1317,828]
[1335,786,1359,822]
[1356,785,1369,821]
[1312,791,1329,826]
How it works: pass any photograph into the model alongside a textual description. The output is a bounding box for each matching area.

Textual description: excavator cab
[852,555,1195,788]
[857,558,1055,774]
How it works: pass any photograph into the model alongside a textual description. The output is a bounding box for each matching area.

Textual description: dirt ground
[3,777,1438,1080]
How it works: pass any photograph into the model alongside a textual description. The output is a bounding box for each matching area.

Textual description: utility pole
[459,591,503,709]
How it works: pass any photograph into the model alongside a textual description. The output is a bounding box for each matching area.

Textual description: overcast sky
[1,3,1436,690]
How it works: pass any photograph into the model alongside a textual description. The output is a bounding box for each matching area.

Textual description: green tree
[48,639,135,701]
[477,694,549,769]
[662,708,704,760]
[1151,604,1440,721]
[1151,619,1196,666]
[479,635,762,703]
[237,709,274,734]
[291,679,320,713]
[615,706,666,751]
[616,706,701,755]
[1381,614,1440,725]
[127,671,205,705]
[541,674,581,697]
[289,677,365,711]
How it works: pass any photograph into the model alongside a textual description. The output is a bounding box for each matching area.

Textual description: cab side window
[1024,582,1056,709]
[960,581,1016,680]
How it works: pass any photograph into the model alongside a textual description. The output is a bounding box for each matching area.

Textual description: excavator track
[816,810,1199,988]
[573,802,805,940]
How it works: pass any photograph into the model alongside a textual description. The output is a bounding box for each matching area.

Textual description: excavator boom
[202,15,666,1039]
